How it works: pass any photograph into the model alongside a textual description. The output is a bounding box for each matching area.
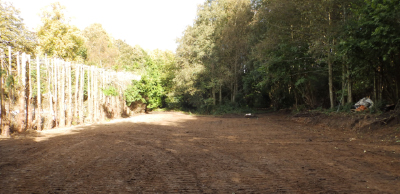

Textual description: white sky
[10,0,205,52]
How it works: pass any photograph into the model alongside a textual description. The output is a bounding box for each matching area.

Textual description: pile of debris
[352,97,399,112]
[353,97,374,112]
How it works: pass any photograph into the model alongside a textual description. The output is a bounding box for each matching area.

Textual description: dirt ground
[1,112,399,193]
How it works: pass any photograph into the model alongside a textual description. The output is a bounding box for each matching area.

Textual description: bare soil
[1,112,399,193]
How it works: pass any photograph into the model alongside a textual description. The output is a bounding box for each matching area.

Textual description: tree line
[1,0,399,136]
[172,0,400,113]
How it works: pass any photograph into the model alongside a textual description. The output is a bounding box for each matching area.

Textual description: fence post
[37,56,41,131]
[79,65,84,124]
[74,64,79,124]
[8,47,12,130]
[46,54,53,129]
[59,62,65,127]
[17,53,26,132]
[67,63,72,127]
[0,49,8,137]
[26,55,32,130]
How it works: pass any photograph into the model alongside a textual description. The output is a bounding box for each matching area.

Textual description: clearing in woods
[0,112,399,193]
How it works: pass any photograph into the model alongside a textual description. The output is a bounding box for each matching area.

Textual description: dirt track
[1,112,399,193]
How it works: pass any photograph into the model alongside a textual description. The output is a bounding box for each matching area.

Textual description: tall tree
[37,2,86,62]
[83,23,118,68]
[115,39,146,72]
[0,0,36,53]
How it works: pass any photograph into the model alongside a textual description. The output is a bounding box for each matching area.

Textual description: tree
[124,50,174,110]
[0,1,36,53]
[115,39,146,72]
[217,0,253,103]
[37,2,86,62]
[339,0,400,103]
[174,0,252,110]
[83,23,118,68]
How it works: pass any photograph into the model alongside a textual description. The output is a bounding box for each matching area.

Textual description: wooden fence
[0,47,141,137]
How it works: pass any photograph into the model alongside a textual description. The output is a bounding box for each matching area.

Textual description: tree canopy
[171,0,400,113]
[37,2,86,61]
[0,0,35,53]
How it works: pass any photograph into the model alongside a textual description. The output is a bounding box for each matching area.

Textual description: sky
[10,0,205,52]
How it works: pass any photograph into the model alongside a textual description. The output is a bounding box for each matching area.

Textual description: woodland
[0,0,400,136]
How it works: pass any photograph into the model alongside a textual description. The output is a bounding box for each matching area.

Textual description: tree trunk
[328,52,334,109]
[219,84,222,104]
[233,57,238,103]
[230,83,234,102]
[374,71,377,101]
[328,12,334,109]
[341,63,346,106]
[212,86,216,106]
[380,64,383,101]
[347,63,352,103]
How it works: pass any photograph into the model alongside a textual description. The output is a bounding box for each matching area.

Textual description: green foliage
[30,67,48,97]
[337,103,353,112]
[37,2,86,62]
[172,0,400,114]
[83,23,118,67]
[102,85,118,97]
[0,1,36,53]
[115,40,146,72]
[124,51,174,109]
[124,80,146,105]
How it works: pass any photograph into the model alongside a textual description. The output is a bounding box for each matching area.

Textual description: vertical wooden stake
[0,49,4,136]
[93,68,97,122]
[46,55,53,129]
[54,59,58,127]
[17,52,20,78]
[60,62,65,127]
[18,53,26,132]
[8,46,12,128]
[8,46,11,73]
[87,66,91,123]
[37,56,41,131]
[67,63,72,127]
[79,65,84,124]
[26,55,32,130]
[74,64,79,124]
[101,70,105,121]
[91,66,94,122]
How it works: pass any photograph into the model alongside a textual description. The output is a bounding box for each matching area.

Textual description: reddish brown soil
[1,112,399,193]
